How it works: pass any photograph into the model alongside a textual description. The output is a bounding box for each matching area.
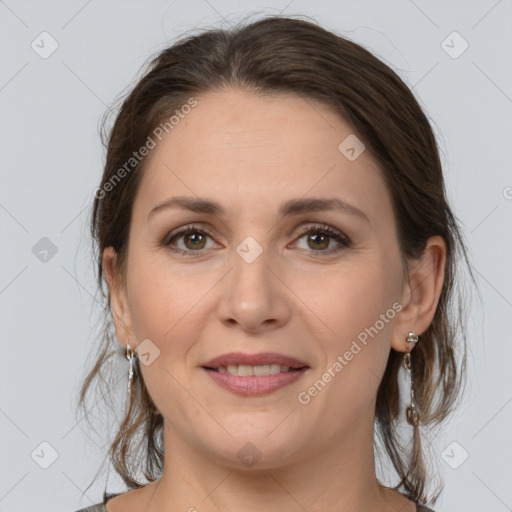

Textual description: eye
[162,223,351,256]
[162,225,217,254]
[292,223,351,254]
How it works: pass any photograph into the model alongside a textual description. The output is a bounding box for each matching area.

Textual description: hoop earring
[126,343,135,391]
[403,331,420,427]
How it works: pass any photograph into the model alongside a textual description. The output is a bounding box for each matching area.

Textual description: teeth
[235,364,253,377]
[219,364,293,376]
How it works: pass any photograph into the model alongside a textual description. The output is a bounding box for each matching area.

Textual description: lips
[202,352,309,370]
[201,352,310,396]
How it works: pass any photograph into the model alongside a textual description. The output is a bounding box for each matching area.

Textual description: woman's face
[107,88,409,468]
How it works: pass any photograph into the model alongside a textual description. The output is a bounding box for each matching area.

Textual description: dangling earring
[403,331,420,427]
[126,343,135,391]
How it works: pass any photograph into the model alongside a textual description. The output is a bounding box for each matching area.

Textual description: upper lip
[202,352,309,369]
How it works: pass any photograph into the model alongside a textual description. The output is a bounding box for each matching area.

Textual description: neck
[140,416,413,512]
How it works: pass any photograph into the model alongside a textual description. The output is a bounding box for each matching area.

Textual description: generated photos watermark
[297,301,403,405]
[94,97,198,200]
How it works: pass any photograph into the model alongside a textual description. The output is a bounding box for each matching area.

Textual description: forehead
[133,88,391,224]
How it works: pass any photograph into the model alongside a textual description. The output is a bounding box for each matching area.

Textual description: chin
[199,422,309,470]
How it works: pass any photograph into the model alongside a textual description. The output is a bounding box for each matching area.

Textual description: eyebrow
[147,196,369,223]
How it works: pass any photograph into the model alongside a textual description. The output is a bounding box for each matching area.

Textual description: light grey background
[1,1,511,511]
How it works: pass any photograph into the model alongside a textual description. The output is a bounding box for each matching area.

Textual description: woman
[75,15,472,512]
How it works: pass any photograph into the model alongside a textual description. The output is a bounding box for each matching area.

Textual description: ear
[102,246,135,349]
[391,235,447,353]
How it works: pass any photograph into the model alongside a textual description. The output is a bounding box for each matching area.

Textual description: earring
[405,331,419,351]
[403,331,420,427]
[126,343,135,390]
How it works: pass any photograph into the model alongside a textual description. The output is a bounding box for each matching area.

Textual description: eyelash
[162,223,351,256]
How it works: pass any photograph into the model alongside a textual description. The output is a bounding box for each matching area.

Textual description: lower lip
[202,367,309,396]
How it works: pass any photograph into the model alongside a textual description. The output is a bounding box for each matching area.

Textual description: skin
[103,87,446,512]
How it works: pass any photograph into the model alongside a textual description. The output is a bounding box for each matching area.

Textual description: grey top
[73,491,437,511]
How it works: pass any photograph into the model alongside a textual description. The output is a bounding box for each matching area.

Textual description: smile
[202,366,309,396]
[213,364,297,376]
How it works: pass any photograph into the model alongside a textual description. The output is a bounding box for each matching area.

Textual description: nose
[216,241,291,333]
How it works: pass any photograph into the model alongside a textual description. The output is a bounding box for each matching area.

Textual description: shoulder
[71,504,106,512]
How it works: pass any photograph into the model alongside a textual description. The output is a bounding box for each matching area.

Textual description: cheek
[302,256,398,341]
[298,276,398,433]
[127,250,194,336]
[126,254,215,372]
[128,276,170,339]
[127,264,206,419]
[300,249,401,397]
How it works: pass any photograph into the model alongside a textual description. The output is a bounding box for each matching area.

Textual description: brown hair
[78,14,474,505]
